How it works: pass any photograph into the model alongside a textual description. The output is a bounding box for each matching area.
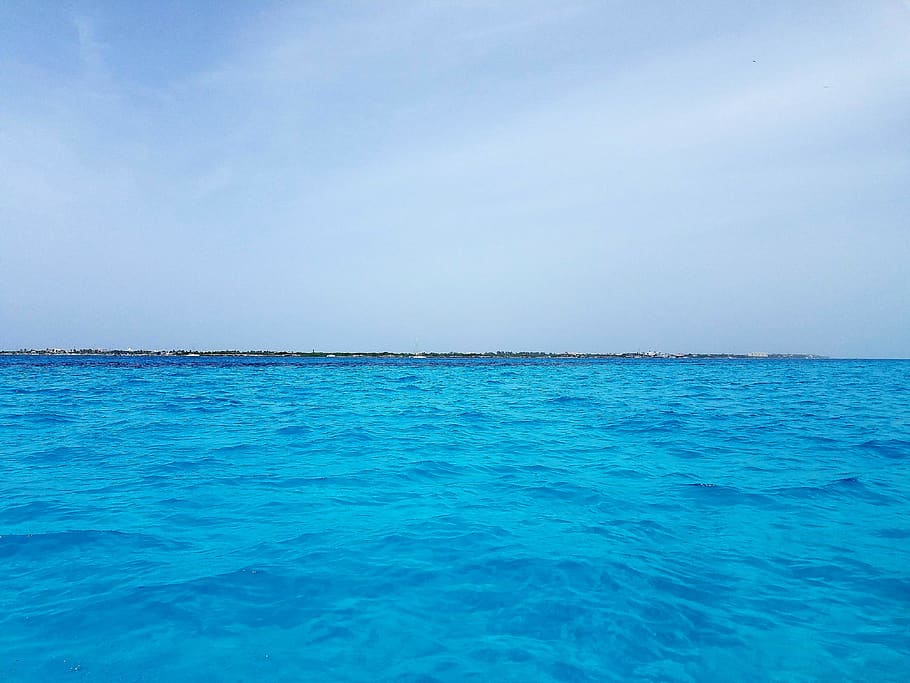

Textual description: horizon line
[0,348,852,360]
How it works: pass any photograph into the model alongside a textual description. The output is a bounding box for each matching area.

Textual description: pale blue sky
[1,1,908,356]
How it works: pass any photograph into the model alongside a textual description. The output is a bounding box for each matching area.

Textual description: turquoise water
[1,356,908,681]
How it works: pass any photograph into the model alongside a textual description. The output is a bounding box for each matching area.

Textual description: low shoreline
[0,349,825,360]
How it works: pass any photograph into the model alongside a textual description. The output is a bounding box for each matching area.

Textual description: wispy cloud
[0,1,907,353]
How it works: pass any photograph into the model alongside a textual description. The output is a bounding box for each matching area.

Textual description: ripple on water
[0,356,908,681]
[859,438,910,459]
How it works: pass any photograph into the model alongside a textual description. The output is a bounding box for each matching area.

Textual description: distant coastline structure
[1,348,826,360]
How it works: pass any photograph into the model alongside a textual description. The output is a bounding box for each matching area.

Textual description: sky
[1,1,908,356]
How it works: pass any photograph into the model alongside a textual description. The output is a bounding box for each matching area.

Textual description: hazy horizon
[2,1,908,358]
[0,347,893,360]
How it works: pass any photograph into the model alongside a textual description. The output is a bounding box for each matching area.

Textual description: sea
[1,355,908,682]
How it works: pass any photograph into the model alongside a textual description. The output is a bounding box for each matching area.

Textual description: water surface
[1,356,908,681]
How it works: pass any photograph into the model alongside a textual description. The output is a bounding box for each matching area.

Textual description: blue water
[1,356,908,681]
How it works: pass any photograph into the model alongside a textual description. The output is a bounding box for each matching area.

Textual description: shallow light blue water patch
[1,356,908,681]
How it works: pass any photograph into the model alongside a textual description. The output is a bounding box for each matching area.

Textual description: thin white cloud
[1,1,907,353]
[72,15,107,81]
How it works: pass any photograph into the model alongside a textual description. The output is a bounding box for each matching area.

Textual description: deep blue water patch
[1,356,909,681]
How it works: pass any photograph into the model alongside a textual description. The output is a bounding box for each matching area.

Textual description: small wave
[546,395,592,405]
[874,528,910,539]
[320,426,374,443]
[0,529,178,559]
[27,445,84,461]
[859,439,909,459]
[22,412,74,425]
[681,482,772,507]
[0,500,72,524]
[832,476,861,486]
[157,456,225,472]
[269,475,330,488]
[91,567,347,633]
[523,481,604,504]
[771,476,881,501]
[211,443,257,454]
[275,424,311,436]
[400,459,465,482]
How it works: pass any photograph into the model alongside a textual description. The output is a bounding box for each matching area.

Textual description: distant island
[1,349,826,359]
